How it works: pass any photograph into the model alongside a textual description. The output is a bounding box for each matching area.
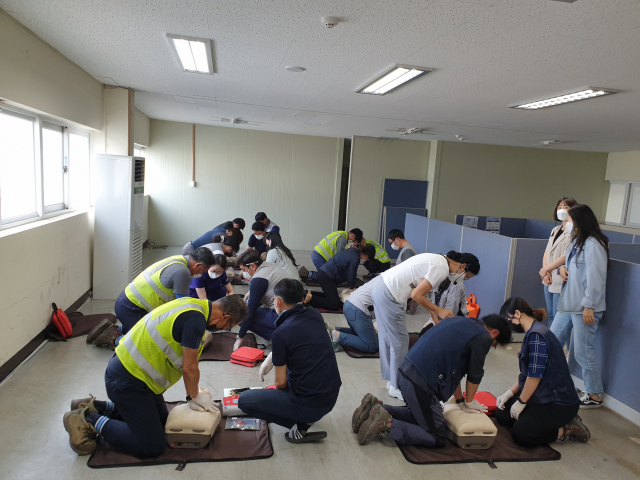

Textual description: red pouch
[464,391,497,416]
[230,347,264,367]
[51,303,73,338]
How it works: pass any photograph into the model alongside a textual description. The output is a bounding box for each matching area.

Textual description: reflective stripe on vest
[366,240,390,263]
[116,298,208,394]
[314,231,347,261]
[125,255,188,311]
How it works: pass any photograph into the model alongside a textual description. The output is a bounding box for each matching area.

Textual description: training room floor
[1,248,639,480]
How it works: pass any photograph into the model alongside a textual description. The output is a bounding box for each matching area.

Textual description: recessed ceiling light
[357,65,432,95]
[285,66,307,73]
[167,34,214,74]
[511,87,619,110]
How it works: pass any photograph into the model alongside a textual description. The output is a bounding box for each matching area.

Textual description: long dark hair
[265,231,298,267]
[500,297,547,322]
[568,204,609,259]
[553,197,578,222]
[446,250,480,275]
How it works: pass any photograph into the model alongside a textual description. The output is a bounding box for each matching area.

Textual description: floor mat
[199,332,258,361]
[87,403,273,469]
[398,418,561,465]
[47,312,117,341]
[316,308,344,314]
[343,333,420,359]
[303,278,364,288]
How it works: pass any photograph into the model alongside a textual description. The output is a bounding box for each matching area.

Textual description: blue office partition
[460,227,513,317]
[500,218,527,238]
[509,239,548,321]
[404,214,429,254]
[426,219,463,255]
[609,243,640,264]
[525,219,558,240]
[603,230,634,243]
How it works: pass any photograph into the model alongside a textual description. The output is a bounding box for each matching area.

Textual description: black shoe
[579,392,602,409]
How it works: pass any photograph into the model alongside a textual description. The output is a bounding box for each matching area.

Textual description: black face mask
[510,321,524,334]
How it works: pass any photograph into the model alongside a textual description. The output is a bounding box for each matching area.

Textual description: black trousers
[367,259,391,274]
[309,271,342,311]
[495,394,579,447]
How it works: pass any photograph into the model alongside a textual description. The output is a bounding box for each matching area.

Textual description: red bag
[51,303,73,338]
[466,293,480,318]
[464,391,497,416]
[230,347,264,367]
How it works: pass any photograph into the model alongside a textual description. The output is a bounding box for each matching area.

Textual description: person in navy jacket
[496,297,590,447]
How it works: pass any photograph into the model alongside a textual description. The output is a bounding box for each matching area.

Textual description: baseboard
[571,375,640,428]
[0,288,92,384]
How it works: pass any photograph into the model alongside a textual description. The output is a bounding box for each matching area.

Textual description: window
[0,106,91,227]
[605,181,640,229]
[134,144,145,158]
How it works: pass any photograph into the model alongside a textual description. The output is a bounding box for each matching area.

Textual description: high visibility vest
[314,231,347,261]
[125,255,188,312]
[116,298,209,394]
[366,239,390,263]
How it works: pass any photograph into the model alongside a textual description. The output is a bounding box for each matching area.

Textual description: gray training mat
[199,332,258,361]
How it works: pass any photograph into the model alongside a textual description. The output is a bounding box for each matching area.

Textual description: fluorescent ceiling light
[357,65,431,95]
[511,88,619,110]
[167,34,214,74]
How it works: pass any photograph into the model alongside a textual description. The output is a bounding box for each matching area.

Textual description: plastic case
[230,347,264,367]
[222,387,262,417]
[443,405,497,450]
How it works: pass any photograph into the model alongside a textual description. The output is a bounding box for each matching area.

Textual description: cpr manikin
[165,387,221,448]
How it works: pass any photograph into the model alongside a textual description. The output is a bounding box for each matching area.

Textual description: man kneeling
[63,296,246,456]
[353,314,511,446]
[238,279,342,443]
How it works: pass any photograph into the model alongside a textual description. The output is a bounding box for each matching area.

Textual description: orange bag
[466,294,480,318]
[51,302,73,338]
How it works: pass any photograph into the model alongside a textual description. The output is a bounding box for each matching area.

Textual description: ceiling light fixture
[511,87,618,110]
[357,65,432,95]
[167,34,214,74]
[285,66,307,73]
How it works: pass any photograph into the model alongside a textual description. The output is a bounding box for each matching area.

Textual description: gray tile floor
[1,248,639,479]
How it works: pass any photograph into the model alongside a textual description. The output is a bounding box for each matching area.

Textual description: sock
[116,325,123,333]
[94,400,115,417]
[308,271,316,280]
[331,329,339,343]
[114,335,122,346]
[86,412,109,433]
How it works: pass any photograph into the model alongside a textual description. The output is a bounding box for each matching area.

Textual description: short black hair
[349,228,363,243]
[273,278,305,305]
[252,221,266,232]
[233,217,246,230]
[208,295,247,330]
[190,247,215,269]
[446,250,480,275]
[481,314,511,346]
[388,229,404,241]
[360,243,376,260]
[255,212,267,222]
[235,249,262,268]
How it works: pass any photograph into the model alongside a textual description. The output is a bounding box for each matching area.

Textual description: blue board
[383,208,426,259]
[382,179,428,208]
[404,214,429,254]
[500,218,527,238]
[609,243,640,264]
[426,219,463,255]
[604,230,634,244]
[525,219,558,240]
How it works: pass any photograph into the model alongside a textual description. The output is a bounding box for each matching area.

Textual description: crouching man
[238,279,342,443]
[63,296,246,456]
[354,314,511,446]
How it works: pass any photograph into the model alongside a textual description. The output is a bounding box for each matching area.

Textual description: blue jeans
[551,311,604,395]
[311,251,327,271]
[543,285,560,327]
[114,291,148,334]
[101,355,168,457]
[238,388,335,431]
[338,302,379,353]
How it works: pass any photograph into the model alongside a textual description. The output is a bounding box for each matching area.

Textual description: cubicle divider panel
[603,230,635,243]
[635,235,640,244]
[460,227,513,317]
[609,243,640,264]
[404,214,429,254]
[426,219,463,255]
[525,219,558,240]
[510,239,548,320]
[499,218,527,239]
[455,215,487,231]
[569,260,640,415]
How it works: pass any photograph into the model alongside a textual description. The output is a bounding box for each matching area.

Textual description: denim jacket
[557,237,607,314]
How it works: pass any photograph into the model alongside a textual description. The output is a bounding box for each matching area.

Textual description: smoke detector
[285,66,307,73]
[321,16,340,28]
[455,135,466,141]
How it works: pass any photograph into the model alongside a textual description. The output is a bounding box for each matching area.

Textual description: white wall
[0,212,92,365]
[606,151,640,182]
[347,136,430,242]
[134,108,151,147]
[0,10,102,130]
[146,120,343,250]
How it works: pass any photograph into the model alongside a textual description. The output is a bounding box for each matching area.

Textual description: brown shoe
[63,407,98,455]
[299,266,309,279]
[70,394,98,413]
[357,404,392,445]
[562,415,591,443]
[93,324,120,348]
[352,393,383,433]
[86,319,112,344]
[406,298,418,315]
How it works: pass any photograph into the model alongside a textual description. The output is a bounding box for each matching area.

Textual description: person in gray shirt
[388,229,416,265]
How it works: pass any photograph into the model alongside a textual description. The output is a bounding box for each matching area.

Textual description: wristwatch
[455,398,465,404]
[186,395,192,402]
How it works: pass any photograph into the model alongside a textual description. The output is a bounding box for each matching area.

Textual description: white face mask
[565,222,574,233]
[209,271,221,279]
[557,209,568,221]
[391,242,400,251]
[448,268,465,284]
[254,235,264,240]
[243,270,253,280]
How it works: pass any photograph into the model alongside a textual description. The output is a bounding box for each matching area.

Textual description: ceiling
[2,0,640,152]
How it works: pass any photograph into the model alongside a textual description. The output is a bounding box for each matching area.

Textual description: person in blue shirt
[496,297,589,447]
[246,221,268,255]
[354,314,511,447]
[305,244,375,312]
[255,212,279,234]
[182,218,245,255]
[189,253,234,301]
[238,279,341,444]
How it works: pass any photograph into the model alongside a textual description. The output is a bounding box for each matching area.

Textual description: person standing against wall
[540,205,608,409]
[541,198,577,328]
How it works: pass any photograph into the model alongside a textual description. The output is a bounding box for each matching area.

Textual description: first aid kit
[222,387,261,417]
[51,303,73,338]
[230,346,264,367]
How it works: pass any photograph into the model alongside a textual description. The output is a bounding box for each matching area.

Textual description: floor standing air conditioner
[93,154,145,300]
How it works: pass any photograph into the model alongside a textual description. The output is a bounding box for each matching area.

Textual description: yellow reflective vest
[125,255,188,312]
[314,231,348,261]
[366,239,390,263]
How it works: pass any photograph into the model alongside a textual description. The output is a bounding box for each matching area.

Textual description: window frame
[0,104,90,231]
[604,181,630,227]
[624,182,640,229]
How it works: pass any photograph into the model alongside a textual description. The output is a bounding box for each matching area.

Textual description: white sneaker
[386,381,391,390]
[388,386,404,401]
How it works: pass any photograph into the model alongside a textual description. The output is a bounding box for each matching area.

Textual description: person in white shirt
[265,231,301,282]
[373,251,480,400]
